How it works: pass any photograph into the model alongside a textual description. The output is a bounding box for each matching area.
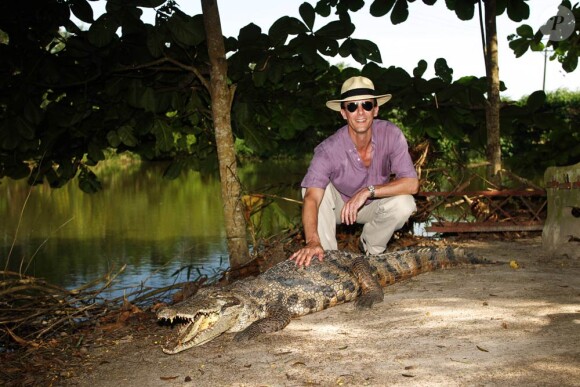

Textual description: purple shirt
[301,119,417,203]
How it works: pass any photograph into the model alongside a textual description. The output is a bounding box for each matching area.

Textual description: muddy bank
[50,236,578,386]
[2,236,578,386]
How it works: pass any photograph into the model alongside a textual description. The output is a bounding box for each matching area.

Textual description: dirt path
[61,236,579,386]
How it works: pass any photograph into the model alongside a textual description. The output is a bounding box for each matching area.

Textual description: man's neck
[349,128,372,151]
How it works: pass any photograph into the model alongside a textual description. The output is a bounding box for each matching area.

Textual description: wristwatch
[367,185,375,199]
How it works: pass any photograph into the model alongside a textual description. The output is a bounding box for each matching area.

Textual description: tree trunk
[483,0,502,181]
[201,0,250,268]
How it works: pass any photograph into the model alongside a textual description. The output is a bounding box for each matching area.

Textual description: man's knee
[379,194,416,221]
[397,194,417,217]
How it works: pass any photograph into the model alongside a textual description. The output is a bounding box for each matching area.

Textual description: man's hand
[289,241,325,267]
[341,188,370,225]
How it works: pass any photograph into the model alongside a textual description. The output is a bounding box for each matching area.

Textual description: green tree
[503,89,580,177]
[201,0,249,267]
[509,1,579,73]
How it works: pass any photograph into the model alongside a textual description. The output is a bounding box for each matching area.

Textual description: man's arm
[375,176,419,196]
[289,187,325,266]
[341,177,419,225]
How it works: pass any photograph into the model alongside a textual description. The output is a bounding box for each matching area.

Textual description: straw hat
[325,76,392,112]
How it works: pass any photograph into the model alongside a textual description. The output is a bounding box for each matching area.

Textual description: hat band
[340,88,376,100]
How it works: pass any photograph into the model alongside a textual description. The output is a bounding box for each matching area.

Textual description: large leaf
[516,24,534,39]
[118,125,138,147]
[315,20,354,39]
[146,26,166,57]
[426,77,446,93]
[23,100,44,125]
[435,83,461,102]
[0,120,22,150]
[530,39,544,52]
[299,2,316,30]
[152,119,173,152]
[88,14,120,47]
[288,34,318,64]
[562,53,578,73]
[117,6,145,36]
[434,58,453,84]
[413,59,428,78]
[357,39,382,63]
[14,116,35,140]
[314,1,331,17]
[413,77,431,93]
[56,160,77,182]
[343,38,382,64]
[127,80,146,108]
[369,0,397,17]
[316,36,339,57]
[268,17,308,46]
[141,87,157,112]
[106,130,121,147]
[239,23,263,45]
[266,60,284,84]
[78,168,102,194]
[496,0,507,16]
[64,19,83,36]
[451,0,475,21]
[508,38,530,58]
[167,13,205,46]
[342,0,365,12]
[70,0,94,23]
[133,0,167,7]
[391,0,409,24]
[289,107,310,131]
[506,0,529,22]
[384,67,412,87]
[2,161,31,180]
[163,160,184,180]
[235,103,277,153]
[87,141,105,163]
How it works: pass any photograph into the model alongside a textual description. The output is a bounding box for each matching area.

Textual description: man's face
[340,99,378,134]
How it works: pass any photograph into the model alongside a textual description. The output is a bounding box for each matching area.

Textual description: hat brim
[325,94,392,112]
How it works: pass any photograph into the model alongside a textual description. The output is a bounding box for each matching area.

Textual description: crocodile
[157,247,490,354]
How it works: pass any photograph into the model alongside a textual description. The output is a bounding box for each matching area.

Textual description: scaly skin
[157,247,489,354]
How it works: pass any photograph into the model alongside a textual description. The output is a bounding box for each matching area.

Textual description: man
[290,76,419,267]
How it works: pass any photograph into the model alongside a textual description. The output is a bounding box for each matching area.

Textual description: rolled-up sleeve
[301,143,332,189]
[389,129,417,179]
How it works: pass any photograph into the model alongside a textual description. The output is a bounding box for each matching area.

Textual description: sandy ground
[59,236,579,387]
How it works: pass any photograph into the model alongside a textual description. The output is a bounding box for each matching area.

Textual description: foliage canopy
[0,0,577,192]
[508,0,580,73]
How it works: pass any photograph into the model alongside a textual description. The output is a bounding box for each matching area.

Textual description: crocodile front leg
[352,256,384,309]
[234,303,292,342]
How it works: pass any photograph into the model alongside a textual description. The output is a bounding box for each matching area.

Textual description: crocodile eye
[221,298,241,308]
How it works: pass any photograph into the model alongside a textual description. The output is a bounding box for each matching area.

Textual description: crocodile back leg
[351,256,384,309]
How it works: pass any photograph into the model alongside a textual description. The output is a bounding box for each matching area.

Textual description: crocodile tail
[423,246,495,268]
[445,246,500,265]
[370,246,490,287]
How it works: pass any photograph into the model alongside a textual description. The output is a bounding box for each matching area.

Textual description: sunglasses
[344,101,375,112]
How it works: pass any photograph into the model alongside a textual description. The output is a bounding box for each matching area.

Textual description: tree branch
[114,56,210,91]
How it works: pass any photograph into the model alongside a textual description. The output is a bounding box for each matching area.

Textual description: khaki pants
[304,183,416,254]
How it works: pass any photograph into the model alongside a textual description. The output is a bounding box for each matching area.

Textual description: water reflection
[1,159,306,294]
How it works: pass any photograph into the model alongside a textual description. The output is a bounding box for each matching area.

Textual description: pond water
[0,158,307,297]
